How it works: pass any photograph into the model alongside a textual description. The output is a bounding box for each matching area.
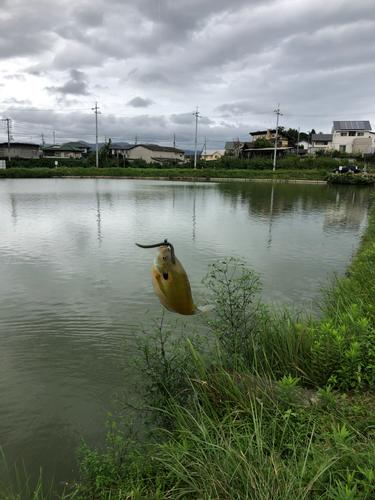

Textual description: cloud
[2,97,31,105]
[1,0,375,149]
[3,74,26,81]
[45,69,90,96]
[127,97,153,108]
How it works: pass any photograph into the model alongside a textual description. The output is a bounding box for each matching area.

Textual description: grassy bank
[73,197,375,499]
[0,166,329,181]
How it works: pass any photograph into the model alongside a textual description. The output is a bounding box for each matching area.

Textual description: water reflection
[0,178,373,491]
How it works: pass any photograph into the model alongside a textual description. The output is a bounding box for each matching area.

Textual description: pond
[0,178,372,489]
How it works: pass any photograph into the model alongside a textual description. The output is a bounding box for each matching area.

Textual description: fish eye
[163,255,168,260]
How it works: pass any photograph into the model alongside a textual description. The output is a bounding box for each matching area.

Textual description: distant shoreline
[56,175,328,184]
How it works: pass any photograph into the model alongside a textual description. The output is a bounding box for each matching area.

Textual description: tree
[253,137,273,148]
[99,138,112,167]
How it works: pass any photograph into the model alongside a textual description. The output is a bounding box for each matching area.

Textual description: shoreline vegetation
[0,154,375,184]
[2,186,375,499]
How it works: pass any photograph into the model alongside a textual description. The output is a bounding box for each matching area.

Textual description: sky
[1,0,375,151]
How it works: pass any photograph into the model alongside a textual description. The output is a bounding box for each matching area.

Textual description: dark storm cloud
[127,97,154,108]
[45,69,90,96]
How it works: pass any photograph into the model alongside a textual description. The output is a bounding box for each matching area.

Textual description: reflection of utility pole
[92,102,101,168]
[1,118,11,161]
[96,191,102,245]
[268,184,274,249]
[272,104,282,171]
[192,186,196,241]
[193,107,200,169]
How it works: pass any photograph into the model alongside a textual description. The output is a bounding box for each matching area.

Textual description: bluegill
[136,240,214,316]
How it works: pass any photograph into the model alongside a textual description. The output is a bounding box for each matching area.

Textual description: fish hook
[135,239,176,264]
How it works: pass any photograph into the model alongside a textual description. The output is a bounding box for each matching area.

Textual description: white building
[331,121,375,153]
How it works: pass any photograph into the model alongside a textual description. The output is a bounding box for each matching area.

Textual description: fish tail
[199,304,215,314]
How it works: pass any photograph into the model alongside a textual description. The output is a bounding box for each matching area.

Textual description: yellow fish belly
[152,259,199,315]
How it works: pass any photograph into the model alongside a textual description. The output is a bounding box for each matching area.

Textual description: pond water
[0,178,372,489]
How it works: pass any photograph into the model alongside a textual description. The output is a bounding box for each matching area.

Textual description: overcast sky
[1,0,375,150]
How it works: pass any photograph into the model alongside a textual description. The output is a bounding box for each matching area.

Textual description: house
[126,144,185,164]
[331,121,375,153]
[224,141,244,157]
[109,143,131,159]
[201,149,225,161]
[63,142,92,156]
[296,140,310,150]
[311,134,333,153]
[0,142,40,159]
[42,144,83,159]
[249,129,291,148]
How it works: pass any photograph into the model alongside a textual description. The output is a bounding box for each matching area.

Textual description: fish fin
[197,304,215,314]
[163,272,168,280]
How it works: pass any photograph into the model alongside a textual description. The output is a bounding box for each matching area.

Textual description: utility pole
[204,137,207,162]
[41,132,45,147]
[53,131,55,145]
[193,107,200,169]
[2,118,11,161]
[296,127,300,157]
[272,104,282,172]
[173,133,176,148]
[92,102,101,168]
[135,133,138,145]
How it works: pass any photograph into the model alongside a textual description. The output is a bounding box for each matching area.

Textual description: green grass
[0,166,330,181]
[0,447,77,500]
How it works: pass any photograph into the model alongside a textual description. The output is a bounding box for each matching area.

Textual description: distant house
[0,142,40,159]
[249,128,291,148]
[63,142,92,156]
[126,144,185,164]
[42,144,83,159]
[311,134,333,153]
[201,149,225,161]
[296,140,310,150]
[224,141,243,157]
[109,144,131,159]
[331,121,375,153]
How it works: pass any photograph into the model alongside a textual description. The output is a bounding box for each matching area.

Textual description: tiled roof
[42,145,82,151]
[312,134,333,141]
[127,144,184,154]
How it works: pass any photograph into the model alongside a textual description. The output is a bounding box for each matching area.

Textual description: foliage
[253,137,274,148]
[327,173,375,185]
[98,138,112,167]
[200,258,268,366]
[76,414,145,499]
[0,446,77,500]
[121,312,207,430]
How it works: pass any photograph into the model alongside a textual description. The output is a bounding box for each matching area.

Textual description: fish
[135,240,214,316]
